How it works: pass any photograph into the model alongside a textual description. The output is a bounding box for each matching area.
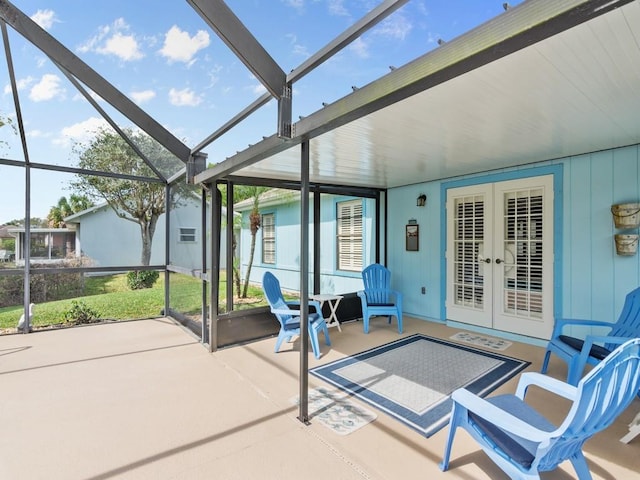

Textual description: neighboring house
[235,189,376,294]
[9,227,78,263]
[64,197,230,270]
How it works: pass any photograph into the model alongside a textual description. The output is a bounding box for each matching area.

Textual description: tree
[241,186,268,298]
[47,194,93,228]
[4,217,48,228]
[71,128,184,265]
[217,184,268,298]
[0,112,16,151]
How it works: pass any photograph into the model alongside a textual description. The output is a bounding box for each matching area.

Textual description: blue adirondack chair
[357,263,403,334]
[262,272,331,359]
[440,338,640,480]
[541,286,640,385]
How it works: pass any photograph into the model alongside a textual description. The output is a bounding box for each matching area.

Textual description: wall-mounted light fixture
[417,194,427,207]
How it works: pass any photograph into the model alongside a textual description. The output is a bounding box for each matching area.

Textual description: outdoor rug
[449,331,512,351]
[290,386,377,435]
[310,334,529,437]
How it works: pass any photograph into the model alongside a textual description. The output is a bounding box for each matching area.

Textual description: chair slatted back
[538,338,640,471]
[263,272,292,323]
[608,287,640,348]
[362,263,392,303]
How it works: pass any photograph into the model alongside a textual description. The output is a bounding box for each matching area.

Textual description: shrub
[0,257,94,308]
[63,300,100,325]
[126,270,160,290]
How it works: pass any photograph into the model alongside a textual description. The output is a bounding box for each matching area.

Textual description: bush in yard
[0,257,93,308]
[126,270,160,290]
[63,300,100,325]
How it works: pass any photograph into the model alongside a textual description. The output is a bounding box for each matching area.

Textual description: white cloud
[4,76,35,95]
[29,74,65,102]
[97,32,143,61]
[376,13,413,40]
[349,37,369,59]
[71,90,104,103]
[78,18,143,61]
[252,83,267,95]
[130,89,156,105]
[168,87,202,107]
[328,0,349,16]
[283,0,304,10]
[159,26,210,65]
[26,129,49,139]
[31,9,58,30]
[286,33,309,58]
[292,43,310,57]
[54,117,112,147]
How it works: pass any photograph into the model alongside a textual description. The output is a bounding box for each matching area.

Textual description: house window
[337,200,363,271]
[262,213,275,264]
[179,227,197,242]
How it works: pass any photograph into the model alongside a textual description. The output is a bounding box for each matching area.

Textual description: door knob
[495,258,503,264]
[482,257,491,264]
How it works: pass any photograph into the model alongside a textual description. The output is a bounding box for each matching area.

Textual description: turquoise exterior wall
[240,194,376,294]
[387,144,640,341]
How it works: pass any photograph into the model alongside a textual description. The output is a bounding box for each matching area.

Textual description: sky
[0,0,522,224]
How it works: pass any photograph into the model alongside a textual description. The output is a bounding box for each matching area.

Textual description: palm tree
[47,197,72,228]
[47,195,93,228]
[242,189,266,298]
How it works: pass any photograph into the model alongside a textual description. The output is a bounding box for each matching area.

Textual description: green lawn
[0,272,266,330]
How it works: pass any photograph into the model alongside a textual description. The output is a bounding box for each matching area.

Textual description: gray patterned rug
[310,334,529,437]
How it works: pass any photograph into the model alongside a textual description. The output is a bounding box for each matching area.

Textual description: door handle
[482,257,491,264]
[495,258,503,264]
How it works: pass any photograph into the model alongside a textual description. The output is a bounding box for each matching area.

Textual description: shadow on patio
[0,316,637,479]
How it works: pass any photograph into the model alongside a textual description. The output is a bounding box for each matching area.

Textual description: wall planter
[614,234,639,256]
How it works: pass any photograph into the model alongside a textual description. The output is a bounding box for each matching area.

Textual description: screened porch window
[337,200,363,271]
[262,213,275,264]
[21,231,76,260]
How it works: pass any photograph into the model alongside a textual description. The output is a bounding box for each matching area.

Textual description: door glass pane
[502,188,543,318]
[453,195,484,308]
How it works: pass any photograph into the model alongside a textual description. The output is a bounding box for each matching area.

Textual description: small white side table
[310,294,344,332]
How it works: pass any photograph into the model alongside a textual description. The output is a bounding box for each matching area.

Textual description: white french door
[446,175,554,339]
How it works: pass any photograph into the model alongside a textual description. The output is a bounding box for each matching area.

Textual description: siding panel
[388,143,640,342]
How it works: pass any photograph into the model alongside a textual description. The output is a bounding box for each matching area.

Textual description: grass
[0,272,267,330]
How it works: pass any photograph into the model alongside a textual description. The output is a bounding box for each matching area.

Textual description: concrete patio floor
[0,316,638,479]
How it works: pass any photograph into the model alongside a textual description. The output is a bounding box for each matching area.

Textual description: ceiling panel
[225,1,640,190]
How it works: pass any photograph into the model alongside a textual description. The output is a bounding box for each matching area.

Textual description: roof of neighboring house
[64,199,232,223]
[64,203,109,223]
[7,228,75,234]
[0,225,14,238]
[233,189,301,211]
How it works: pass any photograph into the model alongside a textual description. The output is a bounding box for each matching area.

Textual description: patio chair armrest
[285,300,323,314]
[358,288,401,305]
[271,307,300,316]
[515,372,578,401]
[575,334,631,365]
[389,289,403,302]
[552,318,614,337]
[452,388,556,442]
